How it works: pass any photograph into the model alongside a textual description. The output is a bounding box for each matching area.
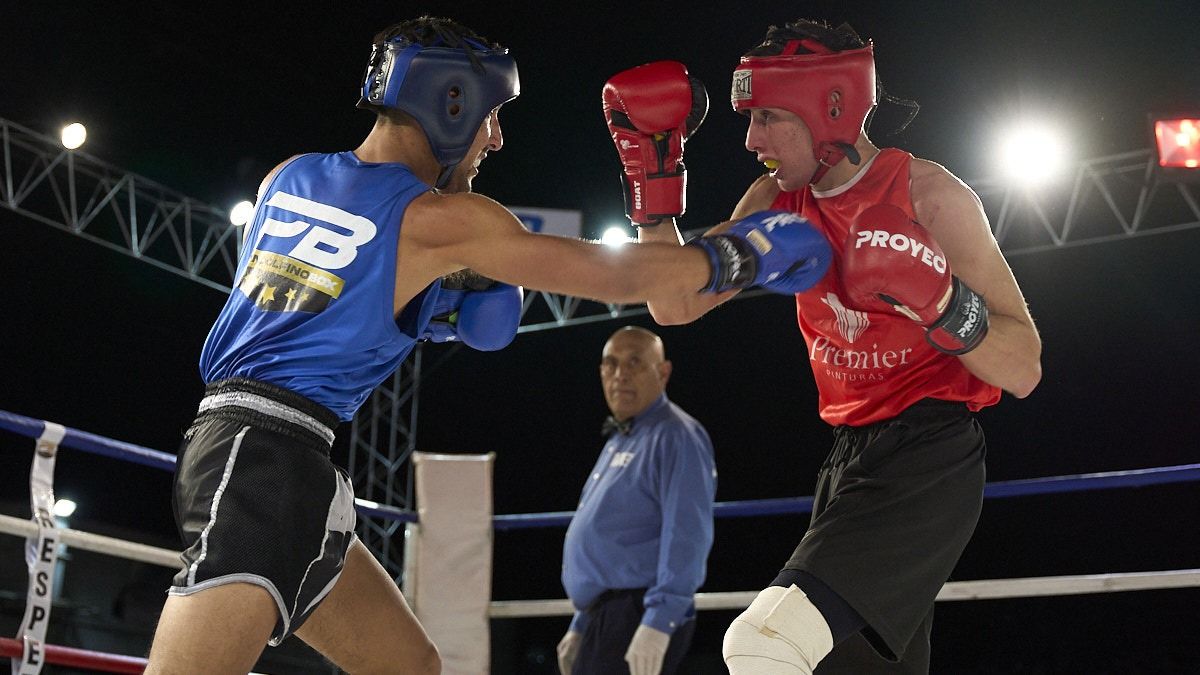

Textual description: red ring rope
[0,637,147,674]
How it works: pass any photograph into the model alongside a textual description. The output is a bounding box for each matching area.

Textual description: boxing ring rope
[488,569,1200,619]
[0,637,146,675]
[0,411,416,525]
[2,409,1199,671]
[492,462,1200,529]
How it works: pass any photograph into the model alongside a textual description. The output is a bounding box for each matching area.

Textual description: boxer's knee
[723,585,833,675]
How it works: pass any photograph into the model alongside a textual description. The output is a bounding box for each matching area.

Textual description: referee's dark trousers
[574,589,695,675]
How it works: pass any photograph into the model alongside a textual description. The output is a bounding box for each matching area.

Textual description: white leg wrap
[722,584,834,675]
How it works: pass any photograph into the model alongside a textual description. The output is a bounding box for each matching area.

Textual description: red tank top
[771,148,1000,426]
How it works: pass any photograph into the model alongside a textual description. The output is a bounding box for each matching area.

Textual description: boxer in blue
[145,16,834,674]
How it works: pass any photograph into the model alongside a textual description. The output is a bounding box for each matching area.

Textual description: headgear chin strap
[361,37,520,188]
[732,42,876,184]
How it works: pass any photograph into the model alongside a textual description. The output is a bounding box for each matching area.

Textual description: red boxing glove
[842,204,989,355]
[602,61,708,225]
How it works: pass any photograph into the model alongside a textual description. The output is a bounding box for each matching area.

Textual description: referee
[557,326,717,675]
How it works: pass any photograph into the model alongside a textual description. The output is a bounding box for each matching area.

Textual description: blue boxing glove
[422,284,468,345]
[687,210,831,294]
[423,280,523,351]
[456,282,523,350]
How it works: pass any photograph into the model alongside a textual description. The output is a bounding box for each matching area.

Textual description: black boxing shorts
[781,399,986,667]
[169,377,356,645]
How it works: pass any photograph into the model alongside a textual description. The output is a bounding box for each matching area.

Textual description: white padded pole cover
[403,452,495,674]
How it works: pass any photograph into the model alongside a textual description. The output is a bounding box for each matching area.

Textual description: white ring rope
[0,514,180,569]
[488,569,1200,618]
[4,517,1198,620]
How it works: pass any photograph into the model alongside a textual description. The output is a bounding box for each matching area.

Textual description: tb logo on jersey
[255,192,378,269]
[238,191,380,313]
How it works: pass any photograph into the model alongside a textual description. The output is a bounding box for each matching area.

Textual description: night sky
[2,2,1199,673]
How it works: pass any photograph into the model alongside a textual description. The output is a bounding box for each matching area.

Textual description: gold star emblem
[260,284,277,303]
[285,287,297,303]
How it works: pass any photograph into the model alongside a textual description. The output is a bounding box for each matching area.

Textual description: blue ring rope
[0,409,417,524]
[3,409,1196,530]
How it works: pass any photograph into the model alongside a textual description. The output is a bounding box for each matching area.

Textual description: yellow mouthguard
[764,159,779,170]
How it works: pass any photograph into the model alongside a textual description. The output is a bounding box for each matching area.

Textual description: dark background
[2,1,1198,673]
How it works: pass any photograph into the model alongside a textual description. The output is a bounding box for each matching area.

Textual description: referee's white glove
[624,624,671,675]
[557,630,582,674]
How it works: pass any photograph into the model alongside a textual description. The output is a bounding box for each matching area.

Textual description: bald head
[600,326,672,421]
[605,326,665,360]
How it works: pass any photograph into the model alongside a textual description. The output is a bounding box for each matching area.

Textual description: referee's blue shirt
[562,394,717,635]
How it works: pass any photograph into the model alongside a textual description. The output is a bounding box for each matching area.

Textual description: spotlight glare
[61,122,87,150]
[601,226,634,246]
[998,125,1066,186]
[229,200,255,226]
[53,499,77,518]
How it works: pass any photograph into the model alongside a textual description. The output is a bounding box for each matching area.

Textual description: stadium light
[997,124,1067,186]
[229,200,255,226]
[601,225,634,246]
[52,499,77,518]
[60,122,87,150]
[1150,113,1200,182]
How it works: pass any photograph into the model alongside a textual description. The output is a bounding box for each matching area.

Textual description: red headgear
[732,39,876,184]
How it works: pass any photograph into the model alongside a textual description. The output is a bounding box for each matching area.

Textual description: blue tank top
[200,152,441,421]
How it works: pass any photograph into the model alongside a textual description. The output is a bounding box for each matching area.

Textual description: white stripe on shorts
[291,471,357,621]
[188,425,248,586]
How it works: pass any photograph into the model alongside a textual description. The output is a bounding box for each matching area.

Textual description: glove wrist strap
[687,235,758,292]
[926,276,989,355]
[621,170,686,226]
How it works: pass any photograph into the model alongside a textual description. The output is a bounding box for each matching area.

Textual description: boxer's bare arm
[393,191,714,314]
[910,159,1041,397]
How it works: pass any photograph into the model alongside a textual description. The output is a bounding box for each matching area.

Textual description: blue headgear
[361,36,520,188]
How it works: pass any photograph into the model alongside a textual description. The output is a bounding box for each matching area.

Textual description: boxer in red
[603,19,1042,674]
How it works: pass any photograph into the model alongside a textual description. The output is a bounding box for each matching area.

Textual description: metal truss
[347,348,422,580]
[10,115,1194,332]
[971,149,1200,257]
[346,343,473,581]
[1,118,240,293]
[9,113,1200,577]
